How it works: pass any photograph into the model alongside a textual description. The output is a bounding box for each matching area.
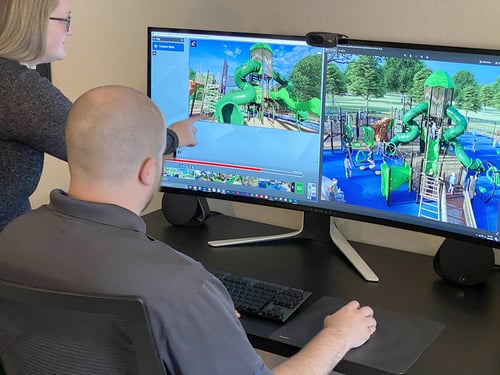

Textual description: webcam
[305,32,347,48]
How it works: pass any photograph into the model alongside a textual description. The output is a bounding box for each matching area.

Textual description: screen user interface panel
[150,29,325,206]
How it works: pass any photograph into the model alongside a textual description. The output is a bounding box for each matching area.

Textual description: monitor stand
[208,211,379,282]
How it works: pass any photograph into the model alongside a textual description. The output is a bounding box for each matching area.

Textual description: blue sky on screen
[188,39,318,86]
[424,61,499,85]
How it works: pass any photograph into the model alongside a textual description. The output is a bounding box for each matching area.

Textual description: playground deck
[446,194,466,225]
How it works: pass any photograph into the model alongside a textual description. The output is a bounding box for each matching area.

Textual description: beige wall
[33,0,500,263]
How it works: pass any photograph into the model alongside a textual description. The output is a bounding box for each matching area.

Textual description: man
[448,172,457,194]
[344,153,353,179]
[0,86,376,374]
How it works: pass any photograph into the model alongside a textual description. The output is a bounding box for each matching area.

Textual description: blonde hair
[0,0,59,63]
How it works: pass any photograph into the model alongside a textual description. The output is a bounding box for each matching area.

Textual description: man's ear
[138,157,156,186]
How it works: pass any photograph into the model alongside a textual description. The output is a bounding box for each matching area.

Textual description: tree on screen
[453,70,478,106]
[479,84,495,110]
[410,67,433,103]
[383,58,424,98]
[288,54,323,101]
[344,55,385,113]
[326,63,346,99]
[462,85,481,116]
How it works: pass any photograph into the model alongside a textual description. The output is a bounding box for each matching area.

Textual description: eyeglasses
[49,15,71,32]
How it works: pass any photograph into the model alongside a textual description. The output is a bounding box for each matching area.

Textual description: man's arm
[165,114,205,154]
[272,301,376,375]
[165,128,179,155]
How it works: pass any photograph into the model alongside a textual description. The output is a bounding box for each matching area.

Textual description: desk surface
[143,209,500,375]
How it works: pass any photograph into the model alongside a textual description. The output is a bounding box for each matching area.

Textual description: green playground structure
[269,71,321,128]
[386,71,484,175]
[214,43,321,128]
[215,59,261,125]
[380,161,412,202]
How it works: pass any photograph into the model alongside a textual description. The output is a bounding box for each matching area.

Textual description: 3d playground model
[189,43,321,132]
[323,68,500,230]
[382,71,495,217]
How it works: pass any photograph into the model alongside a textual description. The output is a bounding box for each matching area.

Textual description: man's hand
[272,300,376,375]
[169,114,206,147]
[323,300,377,350]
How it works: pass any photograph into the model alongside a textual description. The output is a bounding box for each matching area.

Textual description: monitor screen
[148,27,500,252]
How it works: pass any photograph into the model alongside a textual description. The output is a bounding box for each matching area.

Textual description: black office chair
[0,279,168,375]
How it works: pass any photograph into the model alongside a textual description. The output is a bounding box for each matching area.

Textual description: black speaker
[433,238,495,286]
[161,192,210,226]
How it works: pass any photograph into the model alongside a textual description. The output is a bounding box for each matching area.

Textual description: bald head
[66,85,166,185]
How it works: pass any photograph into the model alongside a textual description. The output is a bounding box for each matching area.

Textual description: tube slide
[215,60,262,125]
[443,106,467,142]
[270,71,321,121]
[269,89,321,120]
[441,106,483,171]
[449,141,483,171]
[388,102,428,147]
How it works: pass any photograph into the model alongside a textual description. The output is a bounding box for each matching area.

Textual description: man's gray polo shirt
[0,189,273,375]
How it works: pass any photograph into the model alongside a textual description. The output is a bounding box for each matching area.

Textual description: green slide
[269,71,321,125]
[388,102,428,148]
[443,106,482,171]
[443,106,467,142]
[215,60,262,125]
[449,141,483,170]
[424,137,440,174]
[381,161,412,199]
[269,88,321,120]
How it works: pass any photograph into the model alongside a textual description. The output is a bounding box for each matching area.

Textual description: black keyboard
[209,269,312,323]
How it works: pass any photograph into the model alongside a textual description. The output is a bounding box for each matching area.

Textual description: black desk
[143,209,500,375]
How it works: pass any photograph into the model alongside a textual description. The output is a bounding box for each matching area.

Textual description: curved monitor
[148,27,500,278]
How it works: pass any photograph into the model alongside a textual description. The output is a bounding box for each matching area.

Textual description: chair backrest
[0,279,168,375]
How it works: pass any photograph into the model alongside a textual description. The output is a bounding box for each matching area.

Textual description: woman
[0,0,197,231]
